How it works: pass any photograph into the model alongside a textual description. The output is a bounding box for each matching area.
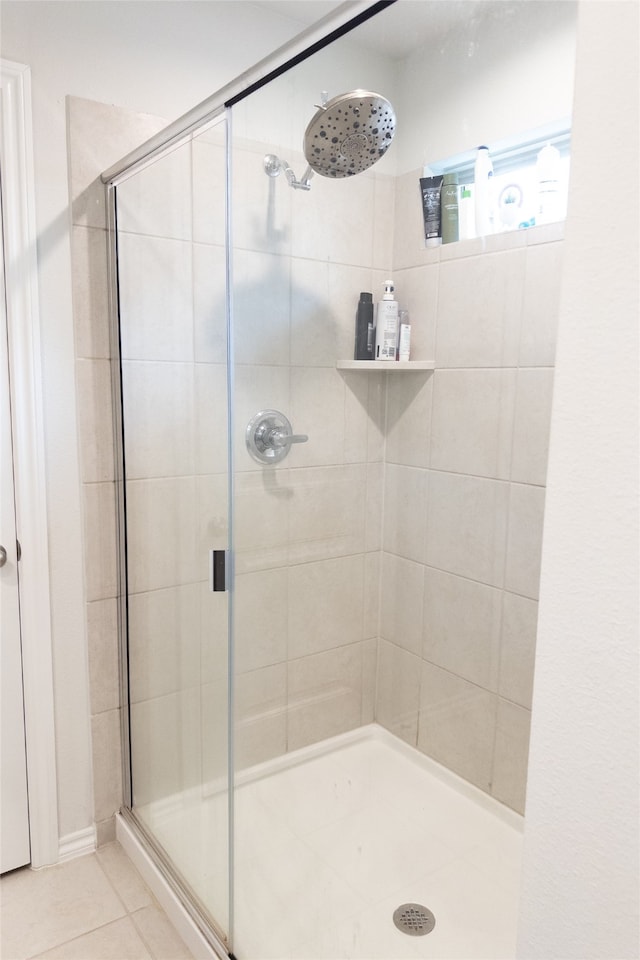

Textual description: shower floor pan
[125,724,523,960]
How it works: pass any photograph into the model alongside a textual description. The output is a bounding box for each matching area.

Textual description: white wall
[517,2,639,957]
[395,0,577,172]
[0,0,305,845]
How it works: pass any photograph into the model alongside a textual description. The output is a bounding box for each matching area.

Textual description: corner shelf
[337,360,435,371]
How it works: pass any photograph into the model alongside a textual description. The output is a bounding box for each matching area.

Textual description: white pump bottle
[374,280,399,361]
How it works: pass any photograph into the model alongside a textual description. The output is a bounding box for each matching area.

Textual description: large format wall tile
[426,471,509,587]
[511,367,555,485]
[423,568,501,691]
[130,690,202,806]
[91,710,123,823]
[519,240,564,366]
[385,372,433,469]
[383,464,428,563]
[86,599,120,716]
[76,358,115,483]
[83,482,118,602]
[504,483,546,599]
[290,366,347,468]
[418,663,497,792]
[234,249,291,365]
[234,567,288,673]
[193,242,228,364]
[430,368,516,480]
[122,360,196,479]
[233,469,289,574]
[499,592,538,709]
[376,639,421,745]
[392,263,438,361]
[288,554,364,659]
[234,663,287,770]
[436,250,525,368]
[287,644,364,751]
[492,698,531,814]
[234,364,290,475]
[128,583,202,703]
[116,144,193,241]
[192,136,227,248]
[380,552,424,656]
[126,477,201,593]
[232,142,293,257]
[118,233,193,362]
[291,170,375,267]
[288,464,367,564]
[71,226,111,360]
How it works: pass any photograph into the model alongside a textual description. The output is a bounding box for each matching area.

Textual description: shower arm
[263,154,314,191]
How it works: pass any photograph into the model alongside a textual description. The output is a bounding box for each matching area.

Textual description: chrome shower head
[263,90,396,191]
[303,89,396,179]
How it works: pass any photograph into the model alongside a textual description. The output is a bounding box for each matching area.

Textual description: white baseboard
[58,825,96,862]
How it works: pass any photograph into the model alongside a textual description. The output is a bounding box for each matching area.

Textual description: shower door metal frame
[105,107,234,959]
[102,1,396,956]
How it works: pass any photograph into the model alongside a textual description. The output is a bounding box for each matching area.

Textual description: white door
[0,188,31,874]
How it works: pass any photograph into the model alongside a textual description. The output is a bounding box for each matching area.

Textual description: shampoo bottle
[474,145,494,236]
[354,292,374,360]
[374,280,399,361]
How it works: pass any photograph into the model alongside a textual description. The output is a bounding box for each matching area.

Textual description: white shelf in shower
[337,360,435,371]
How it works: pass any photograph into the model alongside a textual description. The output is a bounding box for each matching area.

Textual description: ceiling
[257,0,493,59]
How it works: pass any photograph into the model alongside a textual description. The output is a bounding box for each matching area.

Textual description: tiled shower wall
[377,170,562,813]
[69,96,560,836]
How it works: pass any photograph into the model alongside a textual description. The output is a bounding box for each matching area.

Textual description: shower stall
[99,1,575,956]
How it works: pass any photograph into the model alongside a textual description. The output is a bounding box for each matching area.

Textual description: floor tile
[130,905,195,960]
[96,843,154,913]
[31,917,152,960]
[1,855,126,960]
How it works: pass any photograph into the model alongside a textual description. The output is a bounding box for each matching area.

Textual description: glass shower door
[114,115,232,944]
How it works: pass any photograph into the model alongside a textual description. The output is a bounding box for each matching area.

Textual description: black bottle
[354,292,374,360]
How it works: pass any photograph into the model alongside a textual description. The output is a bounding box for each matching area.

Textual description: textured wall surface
[517,1,639,957]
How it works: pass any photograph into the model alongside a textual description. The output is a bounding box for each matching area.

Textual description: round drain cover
[393,903,436,936]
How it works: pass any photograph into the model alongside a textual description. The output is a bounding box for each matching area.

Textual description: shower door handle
[210,550,227,592]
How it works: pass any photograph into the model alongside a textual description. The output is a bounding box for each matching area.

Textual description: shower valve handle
[246,410,308,464]
[267,428,309,448]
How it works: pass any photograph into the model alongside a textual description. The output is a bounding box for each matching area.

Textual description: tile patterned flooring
[0,842,194,960]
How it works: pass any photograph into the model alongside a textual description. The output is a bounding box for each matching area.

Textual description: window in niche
[427,121,571,234]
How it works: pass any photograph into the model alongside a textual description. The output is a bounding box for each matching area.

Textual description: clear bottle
[536,142,561,224]
[474,145,494,236]
[441,172,459,244]
[398,309,411,361]
[458,183,475,240]
[374,280,399,361]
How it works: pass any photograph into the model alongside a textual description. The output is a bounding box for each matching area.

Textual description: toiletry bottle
[398,309,411,361]
[374,280,399,361]
[441,172,459,244]
[474,145,493,236]
[536,142,561,224]
[354,292,374,360]
[419,175,444,247]
[458,184,475,239]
